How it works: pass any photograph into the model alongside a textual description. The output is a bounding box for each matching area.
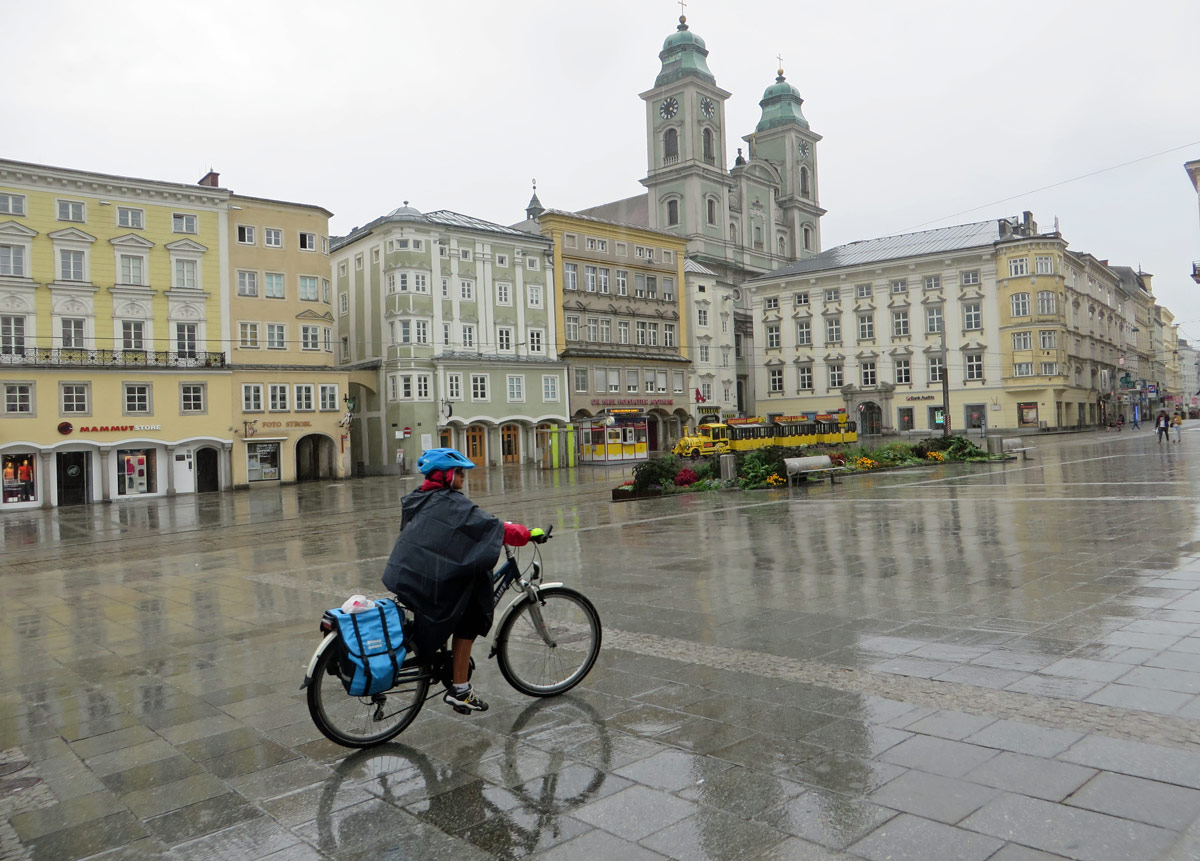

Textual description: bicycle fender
[300,631,340,689]
[488,583,565,659]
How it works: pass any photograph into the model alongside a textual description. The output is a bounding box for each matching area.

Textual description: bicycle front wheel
[307,638,430,748]
[495,587,601,697]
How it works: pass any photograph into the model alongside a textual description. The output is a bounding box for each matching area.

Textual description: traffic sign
[1147,384,1158,395]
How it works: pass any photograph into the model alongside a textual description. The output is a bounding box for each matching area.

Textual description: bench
[784,455,848,487]
[1002,437,1035,461]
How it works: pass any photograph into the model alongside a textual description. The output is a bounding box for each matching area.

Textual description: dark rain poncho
[381,487,505,656]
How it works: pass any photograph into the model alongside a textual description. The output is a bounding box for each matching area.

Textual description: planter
[611,487,663,502]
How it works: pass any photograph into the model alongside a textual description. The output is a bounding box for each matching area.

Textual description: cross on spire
[678,0,687,16]
[776,53,785,75]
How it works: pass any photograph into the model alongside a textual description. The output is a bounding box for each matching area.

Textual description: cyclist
[381,448,543,714]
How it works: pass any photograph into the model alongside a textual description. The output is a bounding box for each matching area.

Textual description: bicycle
[300,525,603,748]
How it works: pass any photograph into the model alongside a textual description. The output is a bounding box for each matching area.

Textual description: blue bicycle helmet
[416,447,475,475]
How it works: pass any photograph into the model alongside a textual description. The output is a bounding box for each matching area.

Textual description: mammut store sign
[76,424,163,432]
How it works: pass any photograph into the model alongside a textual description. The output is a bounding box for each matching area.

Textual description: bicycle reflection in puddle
[314,695,615,858]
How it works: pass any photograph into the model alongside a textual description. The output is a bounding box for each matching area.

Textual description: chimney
[198,169,220,187]
[1022,210,1036,234]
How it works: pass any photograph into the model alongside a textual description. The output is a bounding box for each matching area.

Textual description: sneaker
[444,686,489,714]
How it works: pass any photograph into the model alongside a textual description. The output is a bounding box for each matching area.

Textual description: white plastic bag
[340,594,377,614]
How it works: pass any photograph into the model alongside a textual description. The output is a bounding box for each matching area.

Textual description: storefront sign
[78,424,162,432]
[590,399,674,406]
[260,421,313,428]
[905,395,936,402]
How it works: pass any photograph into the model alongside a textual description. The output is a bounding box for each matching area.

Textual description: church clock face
[659,97,679,119]
[797,140,810,160]
[699,97,716,119]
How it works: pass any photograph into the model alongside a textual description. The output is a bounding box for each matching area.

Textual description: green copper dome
[655,16,715,88]
[755,70,809,132]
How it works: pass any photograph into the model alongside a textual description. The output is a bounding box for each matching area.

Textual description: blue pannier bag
[327,599,406,696]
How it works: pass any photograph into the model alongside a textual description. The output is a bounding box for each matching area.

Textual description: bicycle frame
[488,543,564,658]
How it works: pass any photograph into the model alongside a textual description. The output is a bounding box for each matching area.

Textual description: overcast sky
[8,1,1200,338]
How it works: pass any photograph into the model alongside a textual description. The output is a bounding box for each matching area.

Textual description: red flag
[695,388,706,403]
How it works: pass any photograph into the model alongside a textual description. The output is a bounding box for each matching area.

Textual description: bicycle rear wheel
[495,587,601,697]
[307,637,430,748]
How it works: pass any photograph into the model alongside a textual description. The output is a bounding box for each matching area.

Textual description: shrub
[631,455,679,492]
[674,468,699,487]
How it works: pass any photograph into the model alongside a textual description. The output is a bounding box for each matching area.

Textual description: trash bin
[719,454,737,482]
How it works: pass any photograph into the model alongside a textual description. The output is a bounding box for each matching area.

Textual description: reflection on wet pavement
[2,432,1200,858]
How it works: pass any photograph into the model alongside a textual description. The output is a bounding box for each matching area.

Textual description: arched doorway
[860,402,883,436]
[501,424,521,464]
[295,434,335,481]
[465,425,487,467]
[439,428,453,448]
[195,447,220,492]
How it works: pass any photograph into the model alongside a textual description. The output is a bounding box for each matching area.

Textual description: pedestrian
[1172,411,1183,443]
[1116,414,1125,432]
[1155,410,1170,444]
[1132,412,1140,430]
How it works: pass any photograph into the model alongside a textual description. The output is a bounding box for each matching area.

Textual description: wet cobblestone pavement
[3,428,1200,858]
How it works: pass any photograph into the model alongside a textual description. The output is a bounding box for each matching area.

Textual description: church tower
[639,15,732,263]
[745,67,826,259]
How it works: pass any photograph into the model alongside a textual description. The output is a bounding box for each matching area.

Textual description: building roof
[333,206,549,250]
[747,219,1005,282]
[575,194,650,227]
[655,17,715,88]
[536,207,682,241]
[756,72,808,133]
[684,258,719,275]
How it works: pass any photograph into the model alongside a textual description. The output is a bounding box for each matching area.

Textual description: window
[963,302,981,330]
[301,325,320,350]
[1009,258,1029,277]
[269,383,288,411]
[961,270,980,286]
[283,383,311,412]
[4,383,32,415]
[498,327,514,351]
[1012,331,1032,350]
[496,253,508,267]
[497,282,511,305]
[648,322,658,346]
[707,198,717,225]
[892,310,909,337]
[324,327,332,352]
[1039,330,1057,349]
[447,374,463,400]
[700,381,712,401]
[697,308,708,327]
[123,383,150,414]
[1035,256,1054,275]
[395,320,410,344]
[61,383,89,414]
[181,383,205,413]
[583,317,598,342]
[1011,292,1030,316]
[1037,291,1057,314]
[0,194,26,216]
[895,358,911,384]
[319,384,338,411]
[460,325,475,349]
[797,366,813,389]
[61,318,84,348]
[891,279,907,294]
[617,321,629,344]
[857,314,874,340]
[441,278,449,297]
[507,375,524,401]
[299,232,317,251]
[0,315,25,356]
[173,213,197,234]
[766,324,781,349]
[828,364,844,388]
[861,362,877,386]
[460,248,472,261]
[176,323,197,359]
[825,317,841,343]
[460,280,474,300]
[58,200,84,222]
[267,323,285,349]
[0,244,25,277]
[340,336,349,360]
[634,273,647,298]
[796,320,811,345]
[856,284,872,299]
[116,207,143,229]
[824,288,839,302]
[237,225,255,244]
[794,292,809,306]
[597,268,610,294]
[965,352,984,381]
[174,258,197,289]
[574,368,588,392]
[663,323,675,347]
[239,322,259,348]
[526,284,543,308]
[121,320,144,351]
[237,270,258,296]
[768,368,783,393]
[698,344,709,363]
[926,306,943,334]
[1041,362,1059,375]
[1014,362,1034,377]
[543,375,558,401]
[59,249,84,281]
[528,329,544,353]
[264,228,282,248]
[636,321,648,346]
[923,275,940,291]
[264,272,285,299]
[616,270,628,296]
[765,297,780,311]
[299,276,318,300]
[526,255,539,270]
[471,374,488,400]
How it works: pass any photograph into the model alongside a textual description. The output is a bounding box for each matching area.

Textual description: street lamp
[940,323,951,438]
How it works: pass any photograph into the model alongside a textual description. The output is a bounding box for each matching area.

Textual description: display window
[117,449,157,496]
[2,453,36,504]
[247,442,281,481]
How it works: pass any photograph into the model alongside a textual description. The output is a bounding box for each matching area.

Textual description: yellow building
[0,160,347,508]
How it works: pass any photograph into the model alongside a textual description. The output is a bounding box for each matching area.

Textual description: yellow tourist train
[672,413,858,458]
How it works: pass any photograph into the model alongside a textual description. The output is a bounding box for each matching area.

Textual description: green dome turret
[655,16,715,88]
[755,69,809,132]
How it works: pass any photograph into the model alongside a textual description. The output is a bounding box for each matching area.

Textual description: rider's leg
[451,635,473,686]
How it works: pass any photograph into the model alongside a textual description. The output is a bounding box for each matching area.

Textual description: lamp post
[940,323,951,438]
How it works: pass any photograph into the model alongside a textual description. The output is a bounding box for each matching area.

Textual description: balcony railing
[0,347,227,367]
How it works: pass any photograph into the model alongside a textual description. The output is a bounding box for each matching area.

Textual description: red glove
[503,522,531,546]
